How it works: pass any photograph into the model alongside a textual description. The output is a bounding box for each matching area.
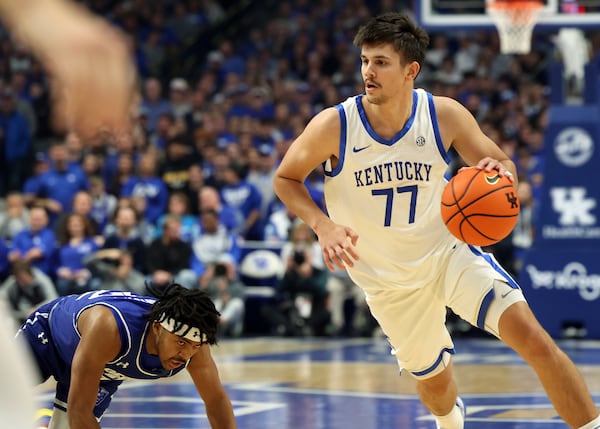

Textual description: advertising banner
[519,104,600,338]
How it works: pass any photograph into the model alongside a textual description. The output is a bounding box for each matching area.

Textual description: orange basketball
[441,167,520,246]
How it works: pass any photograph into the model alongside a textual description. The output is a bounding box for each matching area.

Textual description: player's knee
[416,366,454,398]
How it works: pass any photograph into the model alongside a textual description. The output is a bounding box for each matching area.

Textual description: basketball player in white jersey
[273,12,600,429]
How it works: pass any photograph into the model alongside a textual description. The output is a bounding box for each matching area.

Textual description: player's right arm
[68,305,121,429]
[273,108,359,271]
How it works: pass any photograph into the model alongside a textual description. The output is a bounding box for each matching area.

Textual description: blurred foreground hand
[0,0,138,140]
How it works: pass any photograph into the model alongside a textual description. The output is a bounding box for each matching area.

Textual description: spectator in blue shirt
[0,88,31,197]
[191,209,242,289]
[30,141,89,225]
[198,185,239,234]
[140,77,172,132]
[220,161,263,240]
[22,151,50,207]
[154,191,198,243]
[102,205,147,275]
[9,205,56,278]
[121,153,169,224]
[54,213,100,296]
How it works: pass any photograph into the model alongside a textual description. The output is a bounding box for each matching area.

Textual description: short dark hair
[353,12,430,66]
[145,283,221,345]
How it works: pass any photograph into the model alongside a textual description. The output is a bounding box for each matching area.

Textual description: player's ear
[406,61,420,81]
[151,321,161,336]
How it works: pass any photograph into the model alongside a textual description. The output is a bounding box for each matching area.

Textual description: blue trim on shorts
[468,245,519,289]
[411,347,455,377]
[477,288,496,330]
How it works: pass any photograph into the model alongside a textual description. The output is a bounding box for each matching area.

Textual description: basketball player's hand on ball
[462,157,515,183]
[9,0,137,140]
[317,222,359,271]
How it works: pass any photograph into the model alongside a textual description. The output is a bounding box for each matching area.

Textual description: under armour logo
[37,332,48,345]
[115,362,129,369]
[505,192,519,209]
[193,331,199,338]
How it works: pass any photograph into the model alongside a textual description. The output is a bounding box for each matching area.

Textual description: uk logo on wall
[537,125,600,246]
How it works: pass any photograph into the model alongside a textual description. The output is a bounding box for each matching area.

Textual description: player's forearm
[206,398,237,429]
[272,175,331,234]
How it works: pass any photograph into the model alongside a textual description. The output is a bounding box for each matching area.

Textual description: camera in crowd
[214,263,228,277]
[293,250,306,265]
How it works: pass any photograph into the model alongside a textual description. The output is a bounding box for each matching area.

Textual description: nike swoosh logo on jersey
[501,289,515,298]
[353,145,371,153]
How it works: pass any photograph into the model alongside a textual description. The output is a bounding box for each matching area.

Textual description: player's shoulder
[430,95,474,131]
[430,94,464,114]
[299,106,343,143]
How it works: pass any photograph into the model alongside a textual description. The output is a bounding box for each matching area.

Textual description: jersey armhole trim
[324,104,347,177]
[427,92,451,165]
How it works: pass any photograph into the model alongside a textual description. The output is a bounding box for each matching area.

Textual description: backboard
[416,0,600,31]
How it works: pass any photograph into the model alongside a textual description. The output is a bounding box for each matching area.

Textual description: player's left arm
[187,346,237,429]
[434,96,518,187]
[68,306,122,429]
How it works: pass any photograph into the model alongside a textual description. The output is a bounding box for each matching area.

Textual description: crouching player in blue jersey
[17,283,237,429]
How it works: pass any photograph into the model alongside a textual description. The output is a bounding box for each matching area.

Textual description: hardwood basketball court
[34,336,600,428]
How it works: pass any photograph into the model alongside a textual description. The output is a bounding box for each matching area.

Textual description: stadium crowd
[0,0,596,337]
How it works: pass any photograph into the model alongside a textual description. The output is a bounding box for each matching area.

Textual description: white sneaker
[435,397,466,429]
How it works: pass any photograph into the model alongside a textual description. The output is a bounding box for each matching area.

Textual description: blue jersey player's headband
[159,314,208,344]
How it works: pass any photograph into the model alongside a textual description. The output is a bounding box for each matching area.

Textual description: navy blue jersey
[19,290,187,417]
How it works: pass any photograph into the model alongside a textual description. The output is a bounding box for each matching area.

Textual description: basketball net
[486,0,544,54]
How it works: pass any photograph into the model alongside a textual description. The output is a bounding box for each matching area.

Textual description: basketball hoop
[486,0,544,54]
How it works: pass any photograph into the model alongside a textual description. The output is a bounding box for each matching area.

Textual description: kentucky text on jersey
[354,161,433,187]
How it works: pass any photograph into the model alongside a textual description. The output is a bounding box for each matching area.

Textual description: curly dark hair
[145,283,221,345]
[353,12,430,67]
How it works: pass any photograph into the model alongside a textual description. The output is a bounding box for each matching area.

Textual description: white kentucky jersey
[324,89,457,292]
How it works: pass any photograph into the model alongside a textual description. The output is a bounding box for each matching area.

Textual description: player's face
[360,43,418,105]
[153,324,203,370]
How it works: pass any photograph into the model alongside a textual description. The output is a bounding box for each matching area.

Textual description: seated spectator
[102,206,147,274]
[106,152,136,197]
[145,214,196,289]
[9,206,56,278]
[22,152,51,207]
[28,141,89,226]
[54,213,100,296]
[121,152,169,224]
[198,185,239,234]
[261,222,330,337]
[84,248,146,295]
[220,161,263,240]
[191,209,242,288]
[129,195,157,245]
[54,190,102,245]
[154,191,198,243]
[263,203,299,243]
[88,175,117,234]
[0,260,57,325]
[205,264,246,337]
[0,191,29,242]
